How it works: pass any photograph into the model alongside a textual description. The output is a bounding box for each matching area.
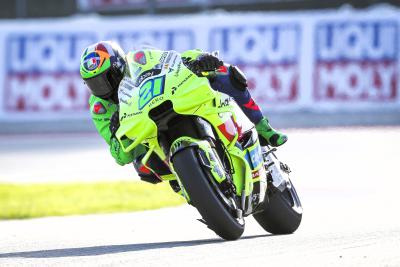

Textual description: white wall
[0,5,399,121]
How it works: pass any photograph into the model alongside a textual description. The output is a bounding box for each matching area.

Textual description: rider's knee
[133,153,171,184]
[133,158,161,184]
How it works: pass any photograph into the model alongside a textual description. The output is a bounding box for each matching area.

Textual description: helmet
[80,41,126,103]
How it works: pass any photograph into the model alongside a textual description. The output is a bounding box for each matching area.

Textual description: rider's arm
[89,95,116,145]
[89,95,145,166]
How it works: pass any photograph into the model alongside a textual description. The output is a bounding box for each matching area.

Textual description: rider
[80,41,287,185]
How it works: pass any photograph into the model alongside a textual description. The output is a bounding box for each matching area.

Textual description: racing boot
[255,117,288,147]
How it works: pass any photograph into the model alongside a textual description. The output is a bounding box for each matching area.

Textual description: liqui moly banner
[314,21,398,106]
[0,6,399,121]
[5,33,94,115]
[210,23,301,106]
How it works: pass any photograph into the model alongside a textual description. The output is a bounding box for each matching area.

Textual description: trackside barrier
[0,6,399,121]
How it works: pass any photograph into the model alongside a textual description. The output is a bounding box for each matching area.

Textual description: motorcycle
[116,50,302,240]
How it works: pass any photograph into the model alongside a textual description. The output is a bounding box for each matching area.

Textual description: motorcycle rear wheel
[253,180,302,234]
[172,147,244,240]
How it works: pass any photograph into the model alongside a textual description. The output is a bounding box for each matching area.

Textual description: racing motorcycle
[116,50,302,240]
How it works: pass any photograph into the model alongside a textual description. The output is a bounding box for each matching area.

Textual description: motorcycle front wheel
[172,147,244,240]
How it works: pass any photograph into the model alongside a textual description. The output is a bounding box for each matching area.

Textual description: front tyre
[253,180,302,234]
[172,147,244,240]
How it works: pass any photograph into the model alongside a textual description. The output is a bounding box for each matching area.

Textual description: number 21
[138,76,165,110]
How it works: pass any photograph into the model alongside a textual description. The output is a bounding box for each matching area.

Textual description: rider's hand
[109,111,120,138]
[187,53,223,75]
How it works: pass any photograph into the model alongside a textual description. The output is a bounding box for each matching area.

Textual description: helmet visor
[84,70,114,99]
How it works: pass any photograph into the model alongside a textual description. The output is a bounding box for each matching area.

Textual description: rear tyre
[253,180,302,234]
[172,147,244,240]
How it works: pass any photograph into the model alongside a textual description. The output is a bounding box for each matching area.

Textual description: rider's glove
[109,111,120,138]
[186,53,223,76]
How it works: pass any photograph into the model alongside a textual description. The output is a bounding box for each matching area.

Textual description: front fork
[262,146,291,192]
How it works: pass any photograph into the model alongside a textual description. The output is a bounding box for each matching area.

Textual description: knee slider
[133,155,163,184]
[229,65,248,91]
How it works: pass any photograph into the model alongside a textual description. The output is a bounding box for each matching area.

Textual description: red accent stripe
[232,116,242,140]
[138,164,152,174]
[95,43,108,53]
[93,103,101,113]
[217,65,228,73]
[217,123,235,142]
[243,98,261,111]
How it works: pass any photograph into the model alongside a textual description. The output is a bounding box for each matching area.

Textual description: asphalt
[0,133,136,183]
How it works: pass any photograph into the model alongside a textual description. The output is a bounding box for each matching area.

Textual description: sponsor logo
[314,21,398,101]
[131,66,143,79]
[119,77,135,91]
[119,99,130,105]
[174,62,182,77]
[134,69,162,87]
[119,89,132,98]
[164,52,173,64]
[118,88,132,106]
[84,52,100,71]
[170,54,178,68]
[106,30,194,53]
[92,101,106,114]
[133,51,146,65]
[210,24,300,104]
[176,73,193,88]
[164,53,179,74]
[217,97,231,108]
[148,96,164,108]
[120,111,142,121]
[171,86,177,95]
[159,52,168,63]
[247,144,263,170]
[252,170,260,179]
[118,78,135,105]
[4,33,95,112]
[147,50,154,60]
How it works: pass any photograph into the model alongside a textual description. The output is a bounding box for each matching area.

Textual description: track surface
[0,133,135,183]
[1,127,400,266]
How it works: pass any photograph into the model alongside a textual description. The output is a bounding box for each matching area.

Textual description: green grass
[0,181,185,220]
